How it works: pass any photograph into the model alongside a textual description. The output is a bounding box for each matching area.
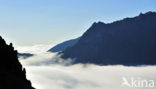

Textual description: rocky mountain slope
[48,38,79,52]
[61,11,156,65]
[0,36,35,89]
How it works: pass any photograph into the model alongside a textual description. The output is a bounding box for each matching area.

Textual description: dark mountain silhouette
[61,11,156,65]
[48,38,80,52]
[0,36,35,89]
[18,53,34,59]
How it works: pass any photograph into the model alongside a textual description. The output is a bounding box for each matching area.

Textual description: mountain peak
[140,11,156,16]
[61,11,156,65]
[92,21,105,26]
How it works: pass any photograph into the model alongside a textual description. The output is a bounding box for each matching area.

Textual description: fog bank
[18,45,156,89]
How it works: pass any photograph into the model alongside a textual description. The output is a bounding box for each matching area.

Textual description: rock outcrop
[0,36,35,89]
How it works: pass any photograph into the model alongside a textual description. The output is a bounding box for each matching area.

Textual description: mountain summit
[61,11,156,65]
[0,36,35,89]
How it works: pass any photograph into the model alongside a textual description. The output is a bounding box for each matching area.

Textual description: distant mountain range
[0,36,35,89]
[48,38,80,52]
[61,11,156,65]
[18,53,34,59]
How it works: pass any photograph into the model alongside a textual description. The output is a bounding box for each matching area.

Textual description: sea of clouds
[16,45,156,89]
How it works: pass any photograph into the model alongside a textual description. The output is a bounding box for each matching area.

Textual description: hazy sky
[0,0,156,46]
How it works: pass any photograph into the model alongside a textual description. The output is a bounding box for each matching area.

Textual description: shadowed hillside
[48,38,80,52]
[0,36,35,89]
[62,11,156,65]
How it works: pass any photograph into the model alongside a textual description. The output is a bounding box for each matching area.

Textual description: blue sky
[0,0,156,46]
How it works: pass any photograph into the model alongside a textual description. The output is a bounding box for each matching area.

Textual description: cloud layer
[24,65,156,89]
[18,45,156,89]
[15,44,52,54]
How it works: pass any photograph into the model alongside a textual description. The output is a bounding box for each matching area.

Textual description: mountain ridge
[61,11,156,65]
